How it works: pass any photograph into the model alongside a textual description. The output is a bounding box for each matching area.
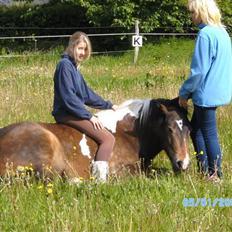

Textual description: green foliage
[0,0,231,52]
[0,1,88,36]
[1,0,231,34]
[75,0,190,32]
[69,0,231,33]
[218,0,232,32]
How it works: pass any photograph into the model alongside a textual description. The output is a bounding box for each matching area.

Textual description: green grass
[0,38,232,231]
[1,175,232,231]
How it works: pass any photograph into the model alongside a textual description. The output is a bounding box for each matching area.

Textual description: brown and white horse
[0,98,191,180]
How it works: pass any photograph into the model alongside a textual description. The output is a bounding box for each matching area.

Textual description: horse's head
[158,103,191,172]
[137,98,191,173]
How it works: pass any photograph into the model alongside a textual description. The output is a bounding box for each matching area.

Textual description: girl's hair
[65,31,92,63]
[188,0,223,26]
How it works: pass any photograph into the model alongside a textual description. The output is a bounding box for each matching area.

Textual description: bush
[0,0,230,52]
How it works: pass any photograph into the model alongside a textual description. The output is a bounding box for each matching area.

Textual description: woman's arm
[179,33,213,99]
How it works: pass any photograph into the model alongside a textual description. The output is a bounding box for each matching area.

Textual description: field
[0,38,232,231]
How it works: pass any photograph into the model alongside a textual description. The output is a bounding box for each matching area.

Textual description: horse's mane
[96,99,146,133]
[117,99,145,117]
[136,97,189,132]
[137,99,151,129]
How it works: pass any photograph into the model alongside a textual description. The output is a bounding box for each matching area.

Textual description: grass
[0,38,232,231]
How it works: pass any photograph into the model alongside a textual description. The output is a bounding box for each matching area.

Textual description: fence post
[133,20,139,64]
[34,39,37,51]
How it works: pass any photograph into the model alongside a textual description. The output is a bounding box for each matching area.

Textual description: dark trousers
[191,105,222,177]
[54,115,115,161]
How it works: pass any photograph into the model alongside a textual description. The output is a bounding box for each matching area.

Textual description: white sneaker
[92,161,109,183]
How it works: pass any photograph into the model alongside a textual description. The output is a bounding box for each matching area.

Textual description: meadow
[0,38,232,231]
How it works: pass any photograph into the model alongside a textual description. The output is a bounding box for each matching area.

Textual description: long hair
[188,0,223,27]
[65,31,92,64]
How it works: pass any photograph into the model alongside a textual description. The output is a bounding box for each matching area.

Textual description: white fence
[0,24,198,61]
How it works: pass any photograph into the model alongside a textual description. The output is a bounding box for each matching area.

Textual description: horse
[0,97,191,181]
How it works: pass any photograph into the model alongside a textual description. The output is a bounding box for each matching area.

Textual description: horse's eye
[168,127,174,133]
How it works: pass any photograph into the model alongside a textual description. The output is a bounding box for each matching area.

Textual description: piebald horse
[0,98,191,180]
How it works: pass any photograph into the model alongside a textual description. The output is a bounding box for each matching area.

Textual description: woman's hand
[178,97,188,109]
[112,104,119,111]
[90,116,104,130]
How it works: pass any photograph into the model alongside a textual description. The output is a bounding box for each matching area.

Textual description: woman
[179,0,232,181]
[52,31,117,182]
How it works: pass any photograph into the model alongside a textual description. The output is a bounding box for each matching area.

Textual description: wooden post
[133,20,139,64]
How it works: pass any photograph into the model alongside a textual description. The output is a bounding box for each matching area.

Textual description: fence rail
[0,32,197,40]
[0,31,198,59]
[0,50,134,58]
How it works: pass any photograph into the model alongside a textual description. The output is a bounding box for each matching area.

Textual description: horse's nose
[177,160,183,169]
[177,156,190,170]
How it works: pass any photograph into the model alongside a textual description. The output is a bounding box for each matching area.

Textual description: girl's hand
[90,116,104,130]
[178,97,188,109]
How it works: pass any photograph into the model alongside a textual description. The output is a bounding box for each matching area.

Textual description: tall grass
[0,38,232,231]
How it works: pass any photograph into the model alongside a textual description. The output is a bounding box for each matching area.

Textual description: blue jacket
[52,54,112,119]
[179,24,232,107]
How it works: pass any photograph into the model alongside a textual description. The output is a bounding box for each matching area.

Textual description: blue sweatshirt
[179,24,232,107]
[52,54,113,119]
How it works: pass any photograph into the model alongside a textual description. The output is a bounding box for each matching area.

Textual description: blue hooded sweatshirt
[52,54,112,119]
[179,24,232,107]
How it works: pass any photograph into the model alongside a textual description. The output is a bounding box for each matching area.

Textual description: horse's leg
[140,155,153,175]
[139,148,161,176]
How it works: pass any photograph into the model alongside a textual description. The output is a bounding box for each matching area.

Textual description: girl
[52,31,117,182]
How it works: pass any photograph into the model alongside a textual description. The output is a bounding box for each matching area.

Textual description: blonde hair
[65,31,92,63]
[188,0,223,26]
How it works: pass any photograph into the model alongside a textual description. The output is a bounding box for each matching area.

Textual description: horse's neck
[96,99,145,133]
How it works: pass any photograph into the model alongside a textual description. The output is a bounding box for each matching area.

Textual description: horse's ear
[171,96,188,116]
[170,97,179,107]
[159,104,168,114]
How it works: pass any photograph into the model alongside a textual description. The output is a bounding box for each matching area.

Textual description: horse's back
[41,122,97,178]
[43,122,140,177]
[0,122,64,175]
[0,122,97,178]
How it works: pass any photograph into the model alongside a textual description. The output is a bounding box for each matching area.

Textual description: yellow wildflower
[46,166,52,171]
[90,176,95,180]
[47,183,53,188]
[17,166,25,172]
[47,188,53,194]
[20,173,26,178]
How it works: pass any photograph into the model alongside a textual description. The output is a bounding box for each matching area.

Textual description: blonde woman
[179,0,232,181]
[52,32,117,182]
